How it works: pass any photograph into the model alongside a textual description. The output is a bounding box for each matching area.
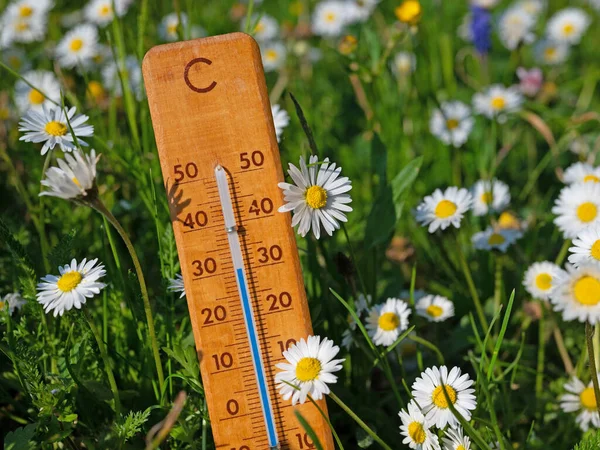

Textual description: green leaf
[364,157,422,248]
[370,134,387,185]
[294,410,324,450]
[4,424,37,450]
[58,414,78,423]
[47,229,77,269]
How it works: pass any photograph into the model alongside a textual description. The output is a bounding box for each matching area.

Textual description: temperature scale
[143,33,335,450]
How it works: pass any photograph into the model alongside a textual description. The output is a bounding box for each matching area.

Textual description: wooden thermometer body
[143,33,334,450]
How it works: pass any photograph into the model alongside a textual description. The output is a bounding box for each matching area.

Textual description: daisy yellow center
[19,5,33,17]
[395,1,421,24]
[584,175,600,183]
[577,202,597,223]
[88,81,104,99]
[591,240,600,260]
[481,191,492,204]
[544,47,556,59]
[70,38,84,52]
[426,305,443,318]
[265,49,278,61]
[491,96,506,110]
[535,273,552,291]
[100,4,112,16]
[325,12,336,23]
[295,357,321,382]
[431,385,457,408]
[15,21,29,32]
[378,312,400,331]
[44,121,68,137]
[573,276,600,306]
[407,421,426,444]
[563,23,575,36]
[0,300,4,310]
[580,387,597,410]
[254,22,265,33]
[488,233,505,245]
[72,177,81,187]
[434,200,457,219]
[28,89,45,105]
[446,119,459,130]
[167,24,178,34]
[457,446,466,450]
[305,185,328,209]
[499,211,519,229]
[57,271,83,292]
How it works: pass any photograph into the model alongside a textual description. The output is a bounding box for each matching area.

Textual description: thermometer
[143,33,335,450]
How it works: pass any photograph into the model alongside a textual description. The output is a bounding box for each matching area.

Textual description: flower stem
[328,392,393,450]
[493,255,503,332]
[535,303,545,410]
[90,198,165,398]
[585,322,600,417]
[341,223,368,297]
[84,308,121,417]
[456,234,488,331]
[38,151,53,272]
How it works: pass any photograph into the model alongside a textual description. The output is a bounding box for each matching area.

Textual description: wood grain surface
[143,32,335,450]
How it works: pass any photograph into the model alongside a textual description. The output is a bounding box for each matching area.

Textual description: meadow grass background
[1,0,600,448]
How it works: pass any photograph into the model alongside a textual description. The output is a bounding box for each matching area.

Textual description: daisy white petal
[429,101,474,148]
[546,8,590,45]
[399,400,441,450]
[472,84,523,121]
[412,365,477,428]
[552,182,600,239]
[416,295,455,322]
[472,226,520,252]
[366,298,411,346]
[550,263,600,323]
[415,187,472,233]
[36,258,106,317]
[167,273,186,298]
[559,375,600,431]
[275,335,344,405]
[523,261,565,300]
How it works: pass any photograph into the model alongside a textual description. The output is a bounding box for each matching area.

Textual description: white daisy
[472,226,520,252]
[14,70,60,114]
[399,400,441,450]
[1,47,31,72]
[534,39,569,66]
[0,1,49,45]
[275,335,344,405]
[472,84,523,121]
[341,293,371,349]
[415,187,473,233]
[261,41,286,72]
[391,51,416,78]
[312,1,349,37]
[159,12,188,42]
[563,162,600,185]
[416,295,455,322]
[365,298,411,346]
[40,149,99,200]
[1,292,27,316]
[55,24,99,69]
[560,376,600,432]
[90,44,112,68]
[84,0,133,26]
[498,6,536,50]
[552,182,600,239]
[346,0,380,24]
[471,179,511,216]
[246,13,279,42]
[429,101,474,148]
[569,225,600,268]
[546,8,590,45]
[523,261,564,300]
[19,105,94,155]
[412,365,477,428]
[36,258,106,317]
[167,273,186,298]
[442,426,471,450]
[278,155,352,239]
[271,104,289,143]
[101,55,143,100]
[550,263,600,323]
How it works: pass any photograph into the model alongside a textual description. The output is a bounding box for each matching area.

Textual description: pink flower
[517,67,543,97]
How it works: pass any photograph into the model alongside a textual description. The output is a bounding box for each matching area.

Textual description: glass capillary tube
[214,165,279,450]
